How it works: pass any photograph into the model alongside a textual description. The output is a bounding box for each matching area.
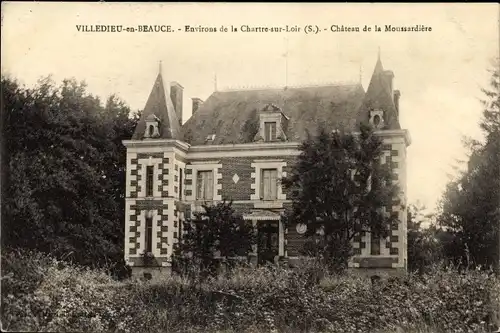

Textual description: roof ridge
[218,80,360,92]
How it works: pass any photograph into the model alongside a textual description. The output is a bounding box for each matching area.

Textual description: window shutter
[146,166,154,196]
[271,123,277,141]
[262,170,273,200]
[371,233,381,255]
[146,217,153,253]
[265,178,268,200]
[179,169,183,200]
[197,171,203,199]
[270,169,278,199]
[262,170,268,200]
[264,123,270,141]
[207,171,214,200]
[260,170,264,200]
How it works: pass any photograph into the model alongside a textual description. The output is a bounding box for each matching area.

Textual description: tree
[282,124,400,272]
[438,60,500,272]
[406,203,443,274]
[1,75,139,275]
[172,201,256,278]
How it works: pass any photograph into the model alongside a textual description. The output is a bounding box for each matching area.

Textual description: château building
[122,55,411,277]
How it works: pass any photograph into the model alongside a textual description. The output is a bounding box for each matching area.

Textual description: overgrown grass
[2,249,499,333]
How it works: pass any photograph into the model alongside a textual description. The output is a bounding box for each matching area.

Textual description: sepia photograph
[1,2,499,332]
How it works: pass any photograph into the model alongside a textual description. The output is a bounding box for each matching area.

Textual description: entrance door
[257,221,279,265]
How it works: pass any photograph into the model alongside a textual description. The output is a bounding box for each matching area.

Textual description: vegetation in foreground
[1,61,498,333]
[2,249,499,333]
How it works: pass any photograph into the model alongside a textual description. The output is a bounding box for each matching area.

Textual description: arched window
[144,114,160,138]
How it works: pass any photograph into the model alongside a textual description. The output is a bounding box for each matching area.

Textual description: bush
[1,248,136,332]
[2,248,499,333]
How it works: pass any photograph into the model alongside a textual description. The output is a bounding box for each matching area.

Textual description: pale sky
[2,3,498,211]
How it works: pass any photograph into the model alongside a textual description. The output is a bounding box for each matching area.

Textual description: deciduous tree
[1,75,139,275]
[173,201,256,278]
[406,203,443,274]
[438,61,500,272]
[282,124,400,272]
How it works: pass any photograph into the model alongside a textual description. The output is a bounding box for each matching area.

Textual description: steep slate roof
[182,84,366,145]
[181,57,401,145]
[132,72,182,140]
[356,57,401,130]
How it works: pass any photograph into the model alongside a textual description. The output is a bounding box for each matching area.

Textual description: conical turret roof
[356,54,400,130]
[132,70,182,140]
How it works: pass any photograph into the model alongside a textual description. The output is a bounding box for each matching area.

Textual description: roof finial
[159,60,162,75]
[377,46,381,60]
[214,72,218,92]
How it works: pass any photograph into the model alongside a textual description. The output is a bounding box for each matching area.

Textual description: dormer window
[144,114,160,138]
[254,103,289,143]
[369,109,385,129]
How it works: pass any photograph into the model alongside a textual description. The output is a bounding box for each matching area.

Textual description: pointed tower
[351,53,411,272]
[132,66,182,140]
[357,53,401,130]
[122,64,189,278]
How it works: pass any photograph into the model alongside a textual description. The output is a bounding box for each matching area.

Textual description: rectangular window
[196,170,214,200]
[264,122,277,141]
[261,169,278,200]
[371,233,380,255]
[146,166,154,197]
[145,216,153,253]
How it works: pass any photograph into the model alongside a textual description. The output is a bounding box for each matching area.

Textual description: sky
[2,3,498,211]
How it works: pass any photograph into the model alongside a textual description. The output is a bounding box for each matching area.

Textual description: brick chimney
[170,82,183,125]
[383,70,394,96]
[393,90,401,118]
[191,97,204,114]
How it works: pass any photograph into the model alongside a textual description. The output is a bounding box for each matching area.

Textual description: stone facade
[123,55,411,275]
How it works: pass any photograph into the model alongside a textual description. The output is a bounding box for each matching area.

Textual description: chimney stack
[394,90,401,118]
[170,82,183,125]
[192,97,204,114]
[383,70,394,96]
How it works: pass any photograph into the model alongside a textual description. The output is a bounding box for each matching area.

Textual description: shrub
[1,248,137,332]
[2,248,499,333]
[172,201,256,281]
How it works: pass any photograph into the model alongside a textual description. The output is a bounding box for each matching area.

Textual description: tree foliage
[282,124,400,271]
[172,201,256,278]
[1,75,139,274]
[438,60,500,272]
[406,203,443,274]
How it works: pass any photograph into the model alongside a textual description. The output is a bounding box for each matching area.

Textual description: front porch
[243,209,286,266]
